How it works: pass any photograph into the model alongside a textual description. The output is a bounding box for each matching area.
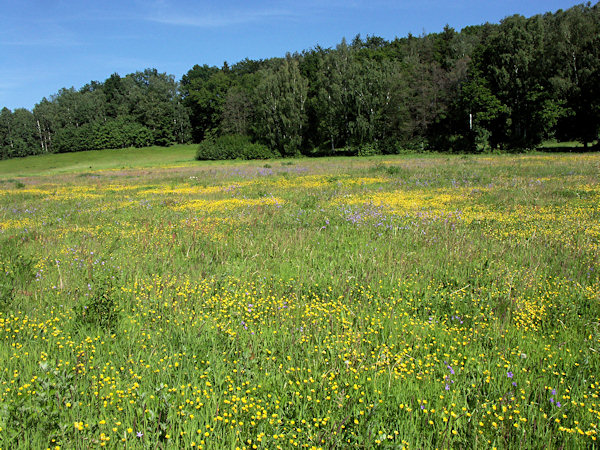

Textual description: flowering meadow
[0,152,599,449]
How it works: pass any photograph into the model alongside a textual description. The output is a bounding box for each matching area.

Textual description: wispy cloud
[145,1,292,28]
[0,22,80,47]
[143,0,414,29]
[0,36,80,47]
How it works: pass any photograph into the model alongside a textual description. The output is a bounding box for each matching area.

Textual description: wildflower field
[1,151,599,449]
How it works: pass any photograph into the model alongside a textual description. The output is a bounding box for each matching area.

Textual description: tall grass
[0,152,599,448]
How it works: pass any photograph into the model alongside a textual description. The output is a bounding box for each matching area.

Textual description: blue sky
[0,0,588,111]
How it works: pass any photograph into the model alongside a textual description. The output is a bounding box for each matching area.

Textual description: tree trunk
[36,120,45,153]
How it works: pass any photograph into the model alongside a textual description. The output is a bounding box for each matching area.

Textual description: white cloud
[144,0,292,28]
[0,21,80,47]
[148,10,291,27]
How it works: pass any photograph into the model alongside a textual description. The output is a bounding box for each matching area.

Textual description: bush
[0,238,35,311]
[196,135,280,160]
[53,124,94,153]
[356,143,380,156]
[75,274,120,331]
[93,117,154,150]
[328,143,382,157]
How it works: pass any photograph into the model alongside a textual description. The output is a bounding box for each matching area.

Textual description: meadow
[0,150,599,449]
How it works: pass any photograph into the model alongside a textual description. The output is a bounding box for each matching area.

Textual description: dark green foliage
[75,274,121,331]
[92,117,154,149]
[254,57,308,157]
[52,118,154,153]
[181,64,230,142]
[549,4,600,147]
[0,108,40,159]
[356,143,380,156]
[477,15,555,148]
[129,69,191,146]
[221,86,254,136]
[3,364,76,446]
[196,135,280,160]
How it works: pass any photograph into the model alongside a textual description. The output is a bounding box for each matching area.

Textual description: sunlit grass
[0,144,198,178]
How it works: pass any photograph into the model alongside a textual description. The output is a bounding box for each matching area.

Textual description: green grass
[2,141,593,179]
[540,140,585,148]
[0,144,199,178]
[1,151,599,448]
[539,140,598,150]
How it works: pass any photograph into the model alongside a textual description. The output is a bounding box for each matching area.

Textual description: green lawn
[0,144,199,178]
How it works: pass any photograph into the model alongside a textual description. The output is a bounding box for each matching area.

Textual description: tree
[458,71,509,151]
[0,108,14,159]
[33,98,59,153]
[346,58,396,148]
[9,109,38,157]
[103,73,130,118]
[221,86,253,136]
[312,40,396,152]
[313,39,354,152]
[180,64,227,141]
[255,56,308,156]
[125,68,190,146]
[549,4,600,147]
[480,14,561,148]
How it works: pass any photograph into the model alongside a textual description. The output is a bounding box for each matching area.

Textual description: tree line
[1,2,599,160]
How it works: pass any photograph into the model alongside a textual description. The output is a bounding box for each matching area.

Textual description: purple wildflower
[507,371,513,379]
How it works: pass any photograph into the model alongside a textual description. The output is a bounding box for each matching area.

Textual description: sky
[0,0,589,111]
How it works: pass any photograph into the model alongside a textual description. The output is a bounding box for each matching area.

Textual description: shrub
[196,135,280,160]
[53,124,94,153]
[356,143,380,156]
[75,275,120,331]
[0,238,35,311]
